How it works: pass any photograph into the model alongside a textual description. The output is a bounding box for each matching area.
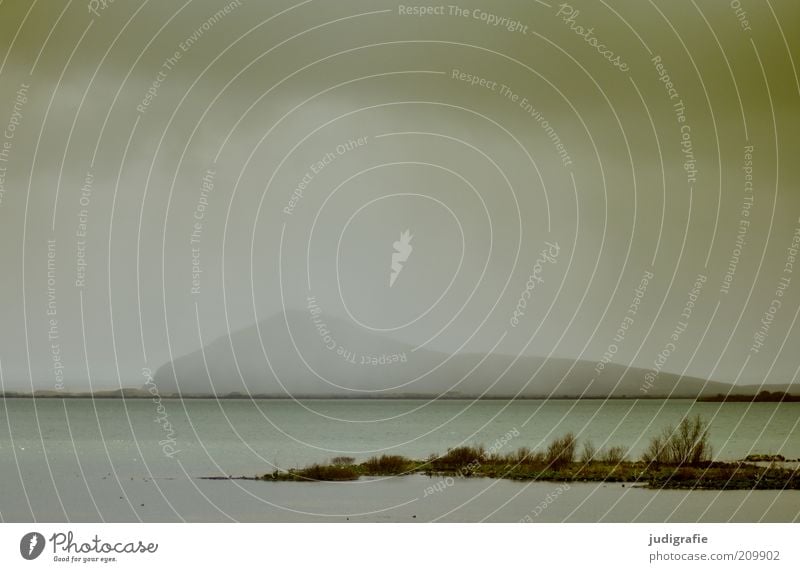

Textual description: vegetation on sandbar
[242,416,799,490]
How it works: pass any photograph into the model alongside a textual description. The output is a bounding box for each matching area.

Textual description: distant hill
[143,311,795,399]
[698,391,800,403]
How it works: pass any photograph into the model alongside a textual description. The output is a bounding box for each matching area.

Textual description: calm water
[0,398,798,522]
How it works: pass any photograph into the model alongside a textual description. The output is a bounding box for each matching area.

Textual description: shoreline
[210,458,800,491]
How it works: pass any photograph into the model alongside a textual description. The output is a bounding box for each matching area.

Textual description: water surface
[1,398,797,521]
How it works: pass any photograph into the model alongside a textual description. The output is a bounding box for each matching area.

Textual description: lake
[1,398,798,521]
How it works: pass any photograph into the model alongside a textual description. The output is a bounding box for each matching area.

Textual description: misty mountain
[153,312,778,398]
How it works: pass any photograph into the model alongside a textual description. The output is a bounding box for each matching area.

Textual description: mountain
[151,311,792,398]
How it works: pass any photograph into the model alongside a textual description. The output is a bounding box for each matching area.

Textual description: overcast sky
[0,0,798,391]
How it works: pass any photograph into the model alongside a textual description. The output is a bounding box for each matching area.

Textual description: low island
[208,416,800,491]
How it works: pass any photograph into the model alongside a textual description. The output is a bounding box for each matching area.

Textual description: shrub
[431,446,485,470]
[600,446,627,465]
[296,463,359,481]
[362,454,410,474]
[442,446,485,465]
[545,433,577,467]
[671,415,712,465]
[527,449,546,465]
[522,447,548,465]
[330,456,355,465]
[580,441,597,464]
[641,415,712,466]
[485,451,506,464]
[642,434,669,465]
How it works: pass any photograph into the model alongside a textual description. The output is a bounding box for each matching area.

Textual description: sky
[0,0,798,391]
